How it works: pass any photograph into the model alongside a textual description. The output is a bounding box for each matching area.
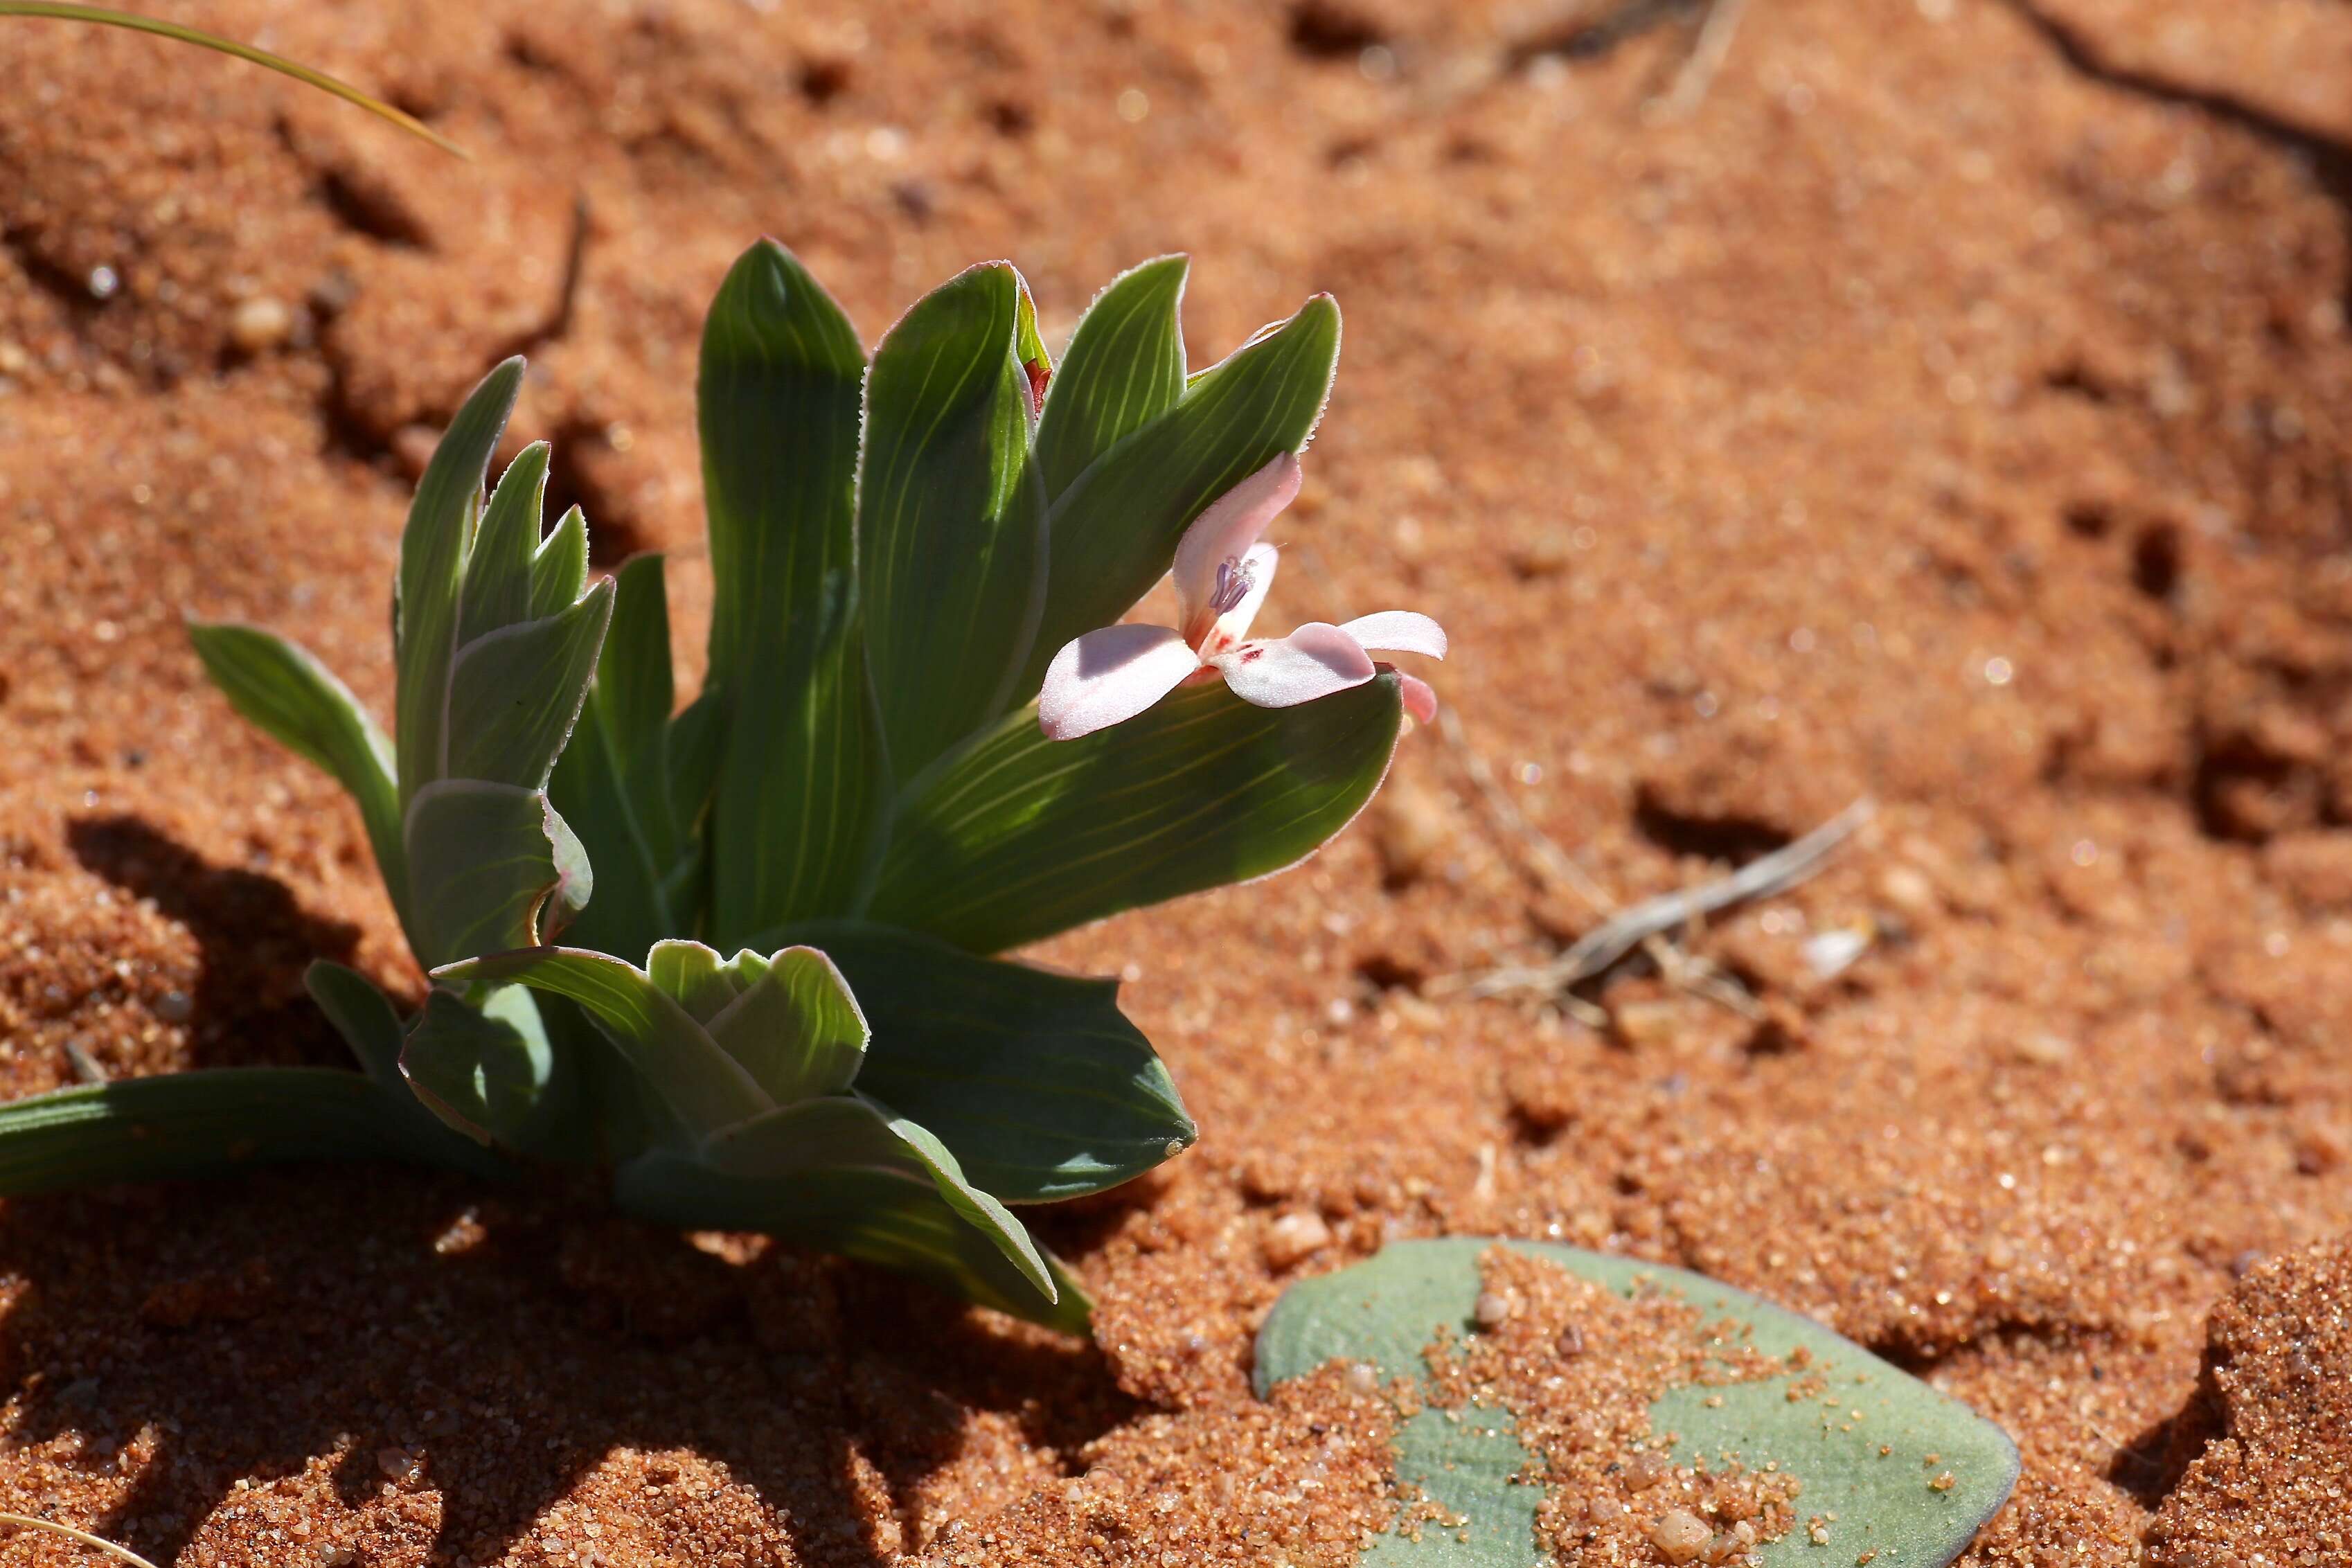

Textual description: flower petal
[1211,622,1376,709]
[1172,452,1303,635]
[1393,670,1439,724]
[1340,611,1447,659]
[1037,624,1201,740]
[1200,543,1280,656]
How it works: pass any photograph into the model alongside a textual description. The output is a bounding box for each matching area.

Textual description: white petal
[1211,622,1376,709]
[1037,625,1200,740]
[1340,610,1447,659]
[1172,452,1302,636]
[1200,543,1279,656]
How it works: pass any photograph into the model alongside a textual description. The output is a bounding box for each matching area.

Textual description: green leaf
[857,260,1049,784]
[0,1068,503,1195]
[702,946,868,1104]
[396,359,525,806]
[1255,1240,2022,1568]
[870,675,1403,954]
[303,960,407,1089]
[432,946,771,1137]
[549,555,683,960]
[774,922,1192,1202]
[0,3,470,157]
[398,985,569,1152]
[697,1093,1049,1297]
[1033,255,1189,501]
[697,240,887,943]
[646,938,738,1020]
[1017,292,1340,698]
[402,781,593,968]
[444,579,614,790]
[458,442,551,644]
[529,505,589,621]
[187,622,404,921]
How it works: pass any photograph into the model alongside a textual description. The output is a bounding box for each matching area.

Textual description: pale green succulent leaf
[698,240,887,943]
[857,260,1049,783]
[703,946,868,1104]
[1033,254,1188,501]
[1018,294,1340,699]
[443,578,614,790]
[871,675,1402,953]
[398,984,579,1156]
[403,780,593,968]
[1256,1240,2021,1568]
[431,945,772,1137]
[303,959,408,1090]
[187,621,404,917]
[692,1092,1051,1299]
[529,505,589,621]
[396,358,524,803]
[768,921,1192,1202]
[0,1068,504,1195]
[457,440,551,644]
[646,938,736,1021]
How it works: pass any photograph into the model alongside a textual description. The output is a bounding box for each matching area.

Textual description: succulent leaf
[398,983,589,1158]
[701,947,868,1105]
[1017,292,1341,698]
[457,440,552,643]
[186,622,404,920]
[443,578,615,789]
[528,505,589,621]
[303,960,409,1090]
[857,260,1050,783]
[699,240,886,944]
[772,921,1193,1202]
[1032,254,1189,501]
[403,780,594,968]
[433,945,772,1137]
[0,1068,503,1194]
[871,673,1403,954]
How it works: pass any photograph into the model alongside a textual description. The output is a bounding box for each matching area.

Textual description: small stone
[376,1447,412,1481]
[1345,1361,1381,1395]
[1877,865,1939,918]
[2012,1031,2074,1067]
[1474,1290,1516,1329]
[1927,1470,1955,1492]
[318,1547,355,1567]
[1586,1493,1625,1523]
[229,296,296,353]
[1556,1321,1587,1358]
[1261,1211,1330,1269]
[0,341,28,375]
[1623,1450,1670,1490]
[1649,1508,1712,1564]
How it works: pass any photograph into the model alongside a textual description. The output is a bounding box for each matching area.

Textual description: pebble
[230,296,296,353]
[1474,1290,1516,1329]
[1649,1507,1713,1563]
[1261,1211,1331,1269]
[1623,1449,1671,1490]
[317,1547,354,1567]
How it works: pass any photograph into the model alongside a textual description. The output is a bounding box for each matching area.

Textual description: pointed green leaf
[1018,294,1340,699]
[690,1092,1052,1300]
[871,675,1402,954]
[188,622,404,918]
[397,358,524,803]
[403,781,593,968]
[303,960,407,1090]
[615,1138,1089,1332]
[772,922,1192,1202]
[703,947,868,1104]
[529,505,589,621]
[432,945,771,1136]
[1255,1240,2022,1568]
[443,579,614,788]
[548,555,683,960]
[858,260,1049,783]
[1033,255,1189,501]
[458,441,551,644]
[697,240,887,943]
[0,1068,503,1194]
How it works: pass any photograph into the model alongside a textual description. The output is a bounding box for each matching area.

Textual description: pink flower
[1037,453,1446,741]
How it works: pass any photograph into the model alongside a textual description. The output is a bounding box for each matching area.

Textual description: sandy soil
[5,0,2352,1562]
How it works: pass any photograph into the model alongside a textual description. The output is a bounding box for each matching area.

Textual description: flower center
[1207,555,1256,616]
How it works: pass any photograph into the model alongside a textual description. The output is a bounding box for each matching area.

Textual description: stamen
[1208,555,1256,616]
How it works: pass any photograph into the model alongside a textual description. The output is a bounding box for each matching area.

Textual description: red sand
[6,0,2352,1562]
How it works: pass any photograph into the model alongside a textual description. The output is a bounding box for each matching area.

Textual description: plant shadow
[64,814,366,1071]
[0,1170,1138,1567]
